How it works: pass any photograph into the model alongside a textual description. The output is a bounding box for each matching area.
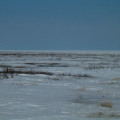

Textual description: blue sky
[0,0,120,50]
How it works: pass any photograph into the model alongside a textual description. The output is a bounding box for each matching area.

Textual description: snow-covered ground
[0,50,120,120]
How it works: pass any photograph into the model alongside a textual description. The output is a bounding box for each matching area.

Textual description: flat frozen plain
[0,50,120,120]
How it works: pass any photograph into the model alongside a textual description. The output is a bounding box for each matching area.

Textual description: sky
[0,0,120,50]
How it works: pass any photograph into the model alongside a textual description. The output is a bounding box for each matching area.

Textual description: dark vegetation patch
[0,68,53,75]
[0,64,12,68]
[38,63,69,67]
[85,64,120,70]
[0,52,98,58]
[0,67,93,80]
[85,65,106,70]
[58,73,93,78]
[25,63,38,65]
[0,51,120,62]
[25,62,70,67]
[0,73,13,79]
[15,66,26,68]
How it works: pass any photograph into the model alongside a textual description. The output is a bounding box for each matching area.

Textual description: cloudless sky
[0,0,120,50]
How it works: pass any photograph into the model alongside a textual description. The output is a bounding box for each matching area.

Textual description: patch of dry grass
[88,111,120,118]
[88,111,105,118]
[78,86,86,91]
[109,112,120,117]
[99,101,113,108]
[112,78,120,81]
